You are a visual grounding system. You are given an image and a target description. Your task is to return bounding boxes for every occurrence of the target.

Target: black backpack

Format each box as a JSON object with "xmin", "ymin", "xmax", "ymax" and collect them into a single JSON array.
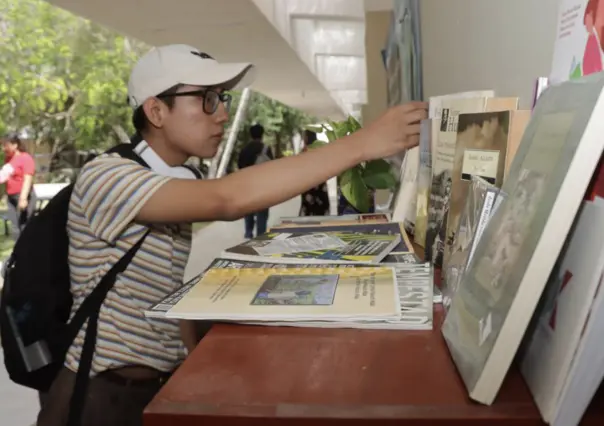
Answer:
[{"xmin": 0, "ymin": 143, "xmax": 156, "ymax": 425}]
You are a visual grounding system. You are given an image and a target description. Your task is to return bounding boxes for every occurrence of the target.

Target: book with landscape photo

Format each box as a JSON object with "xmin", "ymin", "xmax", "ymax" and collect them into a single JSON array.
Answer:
[
  {"xmin": 145, "ymin": 258, "xmax": 433, "ymax": 329},
  {"xmin": 251, "ymin": 262, "xmax": 433, "ymax": 330},
  {"xmin": 165, "ymin": 266, "xmax": 400, "ymax": 322}
]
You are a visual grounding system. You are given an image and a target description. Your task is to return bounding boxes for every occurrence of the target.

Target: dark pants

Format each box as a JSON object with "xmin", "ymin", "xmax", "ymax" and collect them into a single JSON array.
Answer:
[
  {"xmin": 6, "ymin": 191, "xmax": 37, "ymax": 241},
  {"xmin": 244, "ymin": 209, "xmax": 269, "ymax": 239},
  {"xmin": 37, "ymin": 367, "xmax": 165, "ymax": 426}
]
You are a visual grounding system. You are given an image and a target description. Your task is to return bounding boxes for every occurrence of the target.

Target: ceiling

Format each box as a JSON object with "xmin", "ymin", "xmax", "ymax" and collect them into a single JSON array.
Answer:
[{"xmin": 45, "ymin": 0, "xmax": 393, "ymax": 119}]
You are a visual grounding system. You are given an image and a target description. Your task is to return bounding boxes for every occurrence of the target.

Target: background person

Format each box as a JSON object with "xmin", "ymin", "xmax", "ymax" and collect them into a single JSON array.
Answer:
[
  {"xmin": 1, "ymin": 133, "xmax": 36, "ymax": 240},
  {"xmin": 237, "ymin": 124, "xmax": 273, "ymax": 238},
  {"xmin": 299, "ymin": 130, "xmax": 330, "ymax": 216}
]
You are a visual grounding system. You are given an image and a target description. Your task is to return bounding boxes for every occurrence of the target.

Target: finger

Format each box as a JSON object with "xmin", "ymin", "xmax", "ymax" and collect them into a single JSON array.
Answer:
[
  {"xmin": 398, "ymin": 101, "xmax": 428, "ymax": 112},
  {"xmin": 403, "ymin": 123, "xmax": 422, "ymax": 136},
  {"xmin": 402, "ymin": 109, "xmax": 428, "ymax": 125},
  {"xmin": 404, "ymin": 134, "xmax": 420, "ymax": 149}
]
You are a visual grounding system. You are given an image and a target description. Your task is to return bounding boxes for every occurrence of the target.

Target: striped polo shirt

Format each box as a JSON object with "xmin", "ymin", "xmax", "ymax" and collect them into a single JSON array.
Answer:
[{"xmin": 64, "ymin": 154, "xmax": 191, "ymax": 375}]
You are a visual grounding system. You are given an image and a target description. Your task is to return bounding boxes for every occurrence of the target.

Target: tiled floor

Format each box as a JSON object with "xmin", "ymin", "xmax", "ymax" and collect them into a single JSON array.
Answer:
[
  {"xmin": 0, "ymin": 351, "xmax": 39, "ymax": 426},
  {"xmin": 0, "ymin": 197, "xmax": 301, "ymax": 425}
]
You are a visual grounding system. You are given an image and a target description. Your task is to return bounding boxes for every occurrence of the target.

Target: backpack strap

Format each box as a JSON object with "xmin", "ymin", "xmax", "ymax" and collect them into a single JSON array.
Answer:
[
  {"xmin": 106, "ymin": 143, "xmax": 150, "ymax": 169},
  {"xmin": 66, "ymin": 229, "xmax": 150, "ymax": 426},
  {"xmin": 66, "ymin": 143, "xmax": 151, "ymax": 426},
  {"xmin": 183, "ymin": 164, "xmax": 204, "ymax": 179}
]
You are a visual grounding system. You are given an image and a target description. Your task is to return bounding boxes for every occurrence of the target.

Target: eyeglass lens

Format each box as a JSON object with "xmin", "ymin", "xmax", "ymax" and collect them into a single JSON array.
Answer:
[{"xmin": 204, "ymin": 91, "xmax": 231, "ymax": 114}]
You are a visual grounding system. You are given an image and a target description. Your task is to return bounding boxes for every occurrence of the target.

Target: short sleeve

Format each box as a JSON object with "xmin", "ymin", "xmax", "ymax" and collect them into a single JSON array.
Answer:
[
  {"xmin": 22, "ymin": 154, "xmax": 35, "ymax": 175},
  {"xmin": 74, "ymin": 155, "xmax": 171, "ymax": 243}
]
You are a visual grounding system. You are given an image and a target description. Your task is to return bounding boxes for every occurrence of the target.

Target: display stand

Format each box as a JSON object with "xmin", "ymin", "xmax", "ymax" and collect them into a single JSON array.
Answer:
[{"xmin": 143, "ymin": 247, "xmax": 604, "ymax": 426}]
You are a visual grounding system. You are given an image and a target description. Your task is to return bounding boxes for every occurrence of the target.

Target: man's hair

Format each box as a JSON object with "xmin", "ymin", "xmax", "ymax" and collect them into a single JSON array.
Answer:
[
  {"xmin": 3, "ymin": 132, "xmax": 27, "ymax": 153},
  {"xmin": 250, "ymin": 124, "xmax": 264, "ymax": 140},
  {"xmin": 132, "ymin": 84, "xmax": 183, "ymax": 134}
]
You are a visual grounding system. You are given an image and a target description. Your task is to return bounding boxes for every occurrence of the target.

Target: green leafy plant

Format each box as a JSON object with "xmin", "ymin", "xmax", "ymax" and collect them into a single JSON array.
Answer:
[{"xmin": 306, "ymin": 116, "xmax": 397, "ymax": 213}]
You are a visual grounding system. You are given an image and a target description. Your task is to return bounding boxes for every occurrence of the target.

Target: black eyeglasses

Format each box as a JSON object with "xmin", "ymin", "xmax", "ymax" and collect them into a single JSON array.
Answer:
[{"xmin": 157, "ymin": 88, "xmax": 232, "ymax": 115}]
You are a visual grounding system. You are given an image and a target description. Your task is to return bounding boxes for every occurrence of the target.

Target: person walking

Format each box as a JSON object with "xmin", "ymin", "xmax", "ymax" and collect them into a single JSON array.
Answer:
[
  {"xmin": 237, "ymin": 124, "xmax": 273, "ymax": 238},
  {"xmin": 0, "ymin": 133, "xmax": 36, "ymax": 241},
  {"xmin": 299, "ymin": 130, "xmax": 330, "ymax": 216}
]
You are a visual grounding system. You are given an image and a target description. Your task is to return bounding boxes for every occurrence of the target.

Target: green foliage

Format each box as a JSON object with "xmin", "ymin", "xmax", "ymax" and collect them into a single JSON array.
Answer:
[
  {"xmin": 0, "ymin": 0, "xmax": 314, "ymax": 171},
  {"xmin": 0, "ymin": 0, "xmax": 146, "ymax": 154},
  {"xmin": 309, "ymin": 117, "xmax": 397, "ymax": 212},
  {"xmin": 228, "ymin": 91, "xmax": 315, "ymax": 167}
]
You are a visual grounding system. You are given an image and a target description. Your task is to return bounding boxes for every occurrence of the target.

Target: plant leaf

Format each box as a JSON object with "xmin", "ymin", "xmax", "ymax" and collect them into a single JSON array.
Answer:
[
  {"xmin": 329, "ymin": 120, "xmax": 349, "ymax": 139},
  {"xmin": 305, "ymin": 125, "xmax": 324, "ymax": 133},
  {"xmin": 340, "ymin": 167, "xmax": 370, "ymax": 212},
  {"xmin": 362, "ymin": 160, "xmax": 397, "ymax": 189},
  {"xmin": 347, "ymin": 115, "xmax": 361, "ymax": 132}
]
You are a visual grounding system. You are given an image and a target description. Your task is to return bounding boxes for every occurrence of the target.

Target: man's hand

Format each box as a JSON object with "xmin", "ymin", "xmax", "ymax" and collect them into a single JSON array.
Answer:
[
  {"xmin": 354, "ymin": 101, "xmax": 428, "ymax": 161},
  {"xmin": 18, "ymin": 198, "xmax": 28, "ymax": 211}
]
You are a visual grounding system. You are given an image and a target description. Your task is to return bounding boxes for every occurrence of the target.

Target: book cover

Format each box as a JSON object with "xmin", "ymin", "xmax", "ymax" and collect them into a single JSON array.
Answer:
[
  {"xmin": 413, "ymin": 119, "xmax": 433, "ymax": 247},
  {"xmin": 250, "ymin": 262, "xmax": 433, "ymax": 330},
  {"xmin": 391, "ymin": 146, "xmax": 419, "ymax": 233},
  {"xmin": 221, "ymin": 231, "xmax": 400, "ymax": 265},
  {"xmin": 443, "ymin": 177, "xmax": 501, "ymax": 311},
  {"xmin": 267, "ymin": 222, "xmax": 413, "ymax": 254},
  {"xmin": 520, "ymin": 201, "xmax": 604, "ymax": 423},
  {"xmin": 442, "ymin": 72, "xmax": 604, "ymax": 405},
  {"xmin": 146, "ymin": 259, "xmax": 433, "ymax": 330},
  {"xmin": 165, "ymin": 267, "xmax": 400, "ymax": 321},
  {"xmin": 274, "ymin": 213, "xmax": 390, "ymax": 228},
  {"xmin": 443, "ymin": 111, "xmax": 511, "ymax": 269},
  {"xmin": 425, "ymin": 96, "xmax": 492, "ymax": 264}
]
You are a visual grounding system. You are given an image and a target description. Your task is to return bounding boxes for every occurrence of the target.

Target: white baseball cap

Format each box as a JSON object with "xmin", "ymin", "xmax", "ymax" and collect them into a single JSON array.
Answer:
[{"xmin": 127, "ymin": 44, "xmax": 256, "ymax": 108}]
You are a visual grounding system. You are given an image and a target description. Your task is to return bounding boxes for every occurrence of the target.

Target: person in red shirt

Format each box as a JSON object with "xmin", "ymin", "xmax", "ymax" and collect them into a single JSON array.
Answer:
[{"xmin": 1, "ymin": 134, "xmax": 36, "ymax": 240}]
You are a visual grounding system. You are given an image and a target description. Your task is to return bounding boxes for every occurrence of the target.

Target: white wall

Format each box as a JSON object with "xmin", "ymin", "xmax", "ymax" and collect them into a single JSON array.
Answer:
[{"xmin": 420, "ymin": 0, "xmax": 559, "ymax": 108}]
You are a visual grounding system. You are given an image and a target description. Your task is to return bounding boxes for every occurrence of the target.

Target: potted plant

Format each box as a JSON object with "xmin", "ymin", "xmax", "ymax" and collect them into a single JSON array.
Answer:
[{"xmin": 306, "ymin": 116, "xmax": 397, "ymax": 213}]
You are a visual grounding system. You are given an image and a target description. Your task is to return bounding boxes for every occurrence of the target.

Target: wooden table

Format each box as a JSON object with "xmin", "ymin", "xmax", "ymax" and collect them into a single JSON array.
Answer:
[{"xmin": 144, "ymin": 249, "xmax": 604, "ymax": 425}]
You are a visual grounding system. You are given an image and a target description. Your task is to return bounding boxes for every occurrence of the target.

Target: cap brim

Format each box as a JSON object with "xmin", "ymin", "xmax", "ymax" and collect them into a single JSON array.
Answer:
[{"xmin": 182, "ymin": 62, "xmax": 256, "ymax": 91}]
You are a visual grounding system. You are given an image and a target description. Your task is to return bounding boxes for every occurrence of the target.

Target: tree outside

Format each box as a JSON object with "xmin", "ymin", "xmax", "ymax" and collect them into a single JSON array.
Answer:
[{"xmin": 0, "ymin": 0, "xmax": 314, "ymax": 179}]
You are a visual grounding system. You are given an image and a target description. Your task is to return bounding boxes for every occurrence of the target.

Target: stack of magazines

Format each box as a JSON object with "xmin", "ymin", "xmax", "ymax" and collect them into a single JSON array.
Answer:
[{"xmin": 145, "ymin": 213, "xmax": 436, "ymax": 330}]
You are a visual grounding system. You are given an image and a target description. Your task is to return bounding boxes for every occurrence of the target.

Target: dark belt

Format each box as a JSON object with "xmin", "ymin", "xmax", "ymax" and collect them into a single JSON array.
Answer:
[{"xmin": 97, "ymin": 367, "xmax": 172, "ymax": 389}]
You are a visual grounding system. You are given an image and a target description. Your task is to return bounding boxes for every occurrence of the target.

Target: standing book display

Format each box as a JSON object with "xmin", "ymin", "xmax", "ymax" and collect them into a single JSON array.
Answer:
[{"xmin": 442, "ymin": 72, "xmax": 604, "ymax": 405}]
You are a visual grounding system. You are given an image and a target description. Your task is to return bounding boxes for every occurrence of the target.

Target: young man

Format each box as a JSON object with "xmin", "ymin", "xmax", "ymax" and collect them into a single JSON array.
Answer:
[
  {"xmin": 237, "ymin": 124, "xmax": 273, "ymax": 238},
  {"xmin": 37, "ymin": 44, "xmax": 427, "ymax": 426}
]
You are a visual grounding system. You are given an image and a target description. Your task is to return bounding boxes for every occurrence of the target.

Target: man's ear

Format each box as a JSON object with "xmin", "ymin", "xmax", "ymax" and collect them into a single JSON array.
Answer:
[{"xmin": 142, "ymin": 98, "xmax": 167, "ymax": 129}]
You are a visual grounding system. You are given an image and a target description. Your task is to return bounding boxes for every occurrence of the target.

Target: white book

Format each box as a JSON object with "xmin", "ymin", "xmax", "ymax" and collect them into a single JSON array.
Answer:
[
  {"xmin": 553, "ymin": 275, "xmax": 604, "ymax": 426},
  {"xmin": 521, "ymin": 201, "xmax": 604, "ymax": 424},
  {"xmin": 391, "ymin": 146, "xmax": 419, "ymax": 231},
  {"xmin": 441, "ymin": 72, "xmax": 604, "ymax": 405}
]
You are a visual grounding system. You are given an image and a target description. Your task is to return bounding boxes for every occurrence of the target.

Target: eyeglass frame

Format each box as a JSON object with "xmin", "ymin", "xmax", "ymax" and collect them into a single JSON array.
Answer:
[{"xmin": 156, "ymin": 88, "xmax": 232, "ymax": 115}]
